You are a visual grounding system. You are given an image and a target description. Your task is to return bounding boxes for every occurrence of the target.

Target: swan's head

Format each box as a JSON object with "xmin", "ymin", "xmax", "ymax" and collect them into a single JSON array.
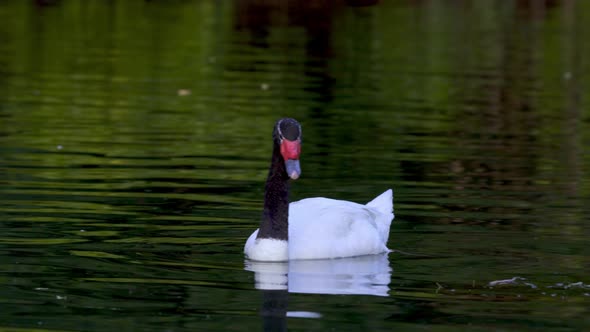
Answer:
[{"xmin": 275, "ymin": 118, "xmax": 301, "ymax": 180}]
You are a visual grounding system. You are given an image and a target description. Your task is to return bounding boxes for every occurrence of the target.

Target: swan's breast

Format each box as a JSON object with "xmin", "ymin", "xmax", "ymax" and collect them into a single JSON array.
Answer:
[{"xmin": 244, "ymin": 229, "xmax": 288, "ymax": 262}]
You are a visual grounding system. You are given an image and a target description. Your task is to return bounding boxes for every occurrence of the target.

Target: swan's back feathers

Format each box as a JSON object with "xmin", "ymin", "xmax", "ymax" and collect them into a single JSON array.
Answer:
[{"xmin": 286, "ymin": 189, "xmax": 395, "ymax": 260}]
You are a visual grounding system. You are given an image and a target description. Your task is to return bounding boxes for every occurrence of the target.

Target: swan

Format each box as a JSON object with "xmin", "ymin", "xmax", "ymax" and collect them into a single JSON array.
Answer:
[{"xmin": 244, "ymin": 118, "xmax": 394, "ymax": 261}]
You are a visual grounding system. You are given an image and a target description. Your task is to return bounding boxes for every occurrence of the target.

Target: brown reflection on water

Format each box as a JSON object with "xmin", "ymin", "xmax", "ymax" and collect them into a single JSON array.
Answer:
[
  {"xmin": 229, "ymin": 0, "xmax": 386, "ymax": 168},
  {"xmin": 395, "ymin": 1, "xmax": 587, "ymax": 228}
]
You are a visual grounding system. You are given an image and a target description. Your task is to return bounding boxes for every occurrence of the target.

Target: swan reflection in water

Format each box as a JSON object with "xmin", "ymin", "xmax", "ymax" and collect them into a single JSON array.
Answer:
[
  {"xmin": 245, "ymin": 253, "xmax": 392, "ymax": 329},
  {"xmin": 245, "ymin": 253, "xmax": 392, "ymax": 296}
]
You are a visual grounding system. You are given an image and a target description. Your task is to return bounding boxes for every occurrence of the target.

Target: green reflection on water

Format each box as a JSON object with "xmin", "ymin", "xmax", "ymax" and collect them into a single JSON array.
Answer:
[
  {"xmin": 1, "ymin": 0, "xmax": 590, "ymax": 331},
  {"xmin": 69, "ymin": 250, "xmax": 125, "ymax": 259}
]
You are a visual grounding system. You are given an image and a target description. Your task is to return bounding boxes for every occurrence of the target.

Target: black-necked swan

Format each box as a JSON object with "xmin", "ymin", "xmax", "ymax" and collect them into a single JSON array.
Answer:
[{"xmin": 244, "ymin": 118, "xmax": 394, "ymax": 261}]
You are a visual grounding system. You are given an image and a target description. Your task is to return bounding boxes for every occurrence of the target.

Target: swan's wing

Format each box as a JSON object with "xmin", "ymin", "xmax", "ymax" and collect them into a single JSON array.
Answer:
[{"xmin": 288, "ymin": 198, "xmax": 389, "ymax": 259}]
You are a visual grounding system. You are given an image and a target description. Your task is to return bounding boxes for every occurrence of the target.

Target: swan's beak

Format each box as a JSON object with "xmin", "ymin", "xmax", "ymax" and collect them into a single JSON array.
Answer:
[
  {"xmin": 281, "ymin": 139, "xmax": 301, "ymax": 180},
  {"xmin": 285, "ymin": 159, "xmax": 301, "ymax": 180}
]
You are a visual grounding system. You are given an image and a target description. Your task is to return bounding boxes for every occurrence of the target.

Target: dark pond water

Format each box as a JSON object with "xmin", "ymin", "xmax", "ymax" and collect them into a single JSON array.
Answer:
[{"xmin": 1, "ymin": 0, "xmax": 590, "ymax": 331}]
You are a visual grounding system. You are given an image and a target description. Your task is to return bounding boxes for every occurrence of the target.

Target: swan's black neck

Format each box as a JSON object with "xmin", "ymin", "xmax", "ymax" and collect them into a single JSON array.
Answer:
[{"xmin": 257, "ymin": 142, "xmax": 290, "ymax": 241}]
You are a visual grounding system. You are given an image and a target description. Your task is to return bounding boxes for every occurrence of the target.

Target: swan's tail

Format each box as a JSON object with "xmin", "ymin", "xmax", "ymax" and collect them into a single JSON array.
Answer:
[
  {"xmin": 366, "ymin": 189, "xmax": 394, "ymax": 215},
  {"xmin": 366, "ymin": 189, "xmax": 395, "ymax": 245}
]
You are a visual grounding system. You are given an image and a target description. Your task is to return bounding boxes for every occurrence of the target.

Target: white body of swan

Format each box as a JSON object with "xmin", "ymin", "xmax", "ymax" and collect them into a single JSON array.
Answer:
[{"xmin": 245, "ymin": 189, "xmax": 394, "ymax": 261}]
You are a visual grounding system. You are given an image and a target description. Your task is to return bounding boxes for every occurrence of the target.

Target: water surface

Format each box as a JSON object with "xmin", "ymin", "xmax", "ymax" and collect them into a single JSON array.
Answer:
[{"xmin": 1, "ymin": 1, "xmax": 590, "ymax": 331}]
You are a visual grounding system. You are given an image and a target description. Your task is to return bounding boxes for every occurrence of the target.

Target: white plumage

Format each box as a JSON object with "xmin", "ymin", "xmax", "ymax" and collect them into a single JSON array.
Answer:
[{"xmin": 245, "ymin": 189, "xmax": 394, "ymax": 261}]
